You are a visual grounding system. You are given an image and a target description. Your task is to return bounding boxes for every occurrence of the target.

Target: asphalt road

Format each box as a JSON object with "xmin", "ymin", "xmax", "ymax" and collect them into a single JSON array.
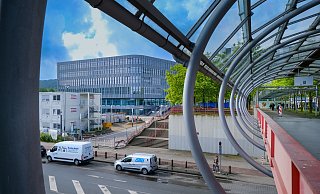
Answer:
[
  {"xmin": 42, "ymin": 160, "xmax": 276, "ymax": 194},
  {"xmin": 43, "ymin": 161, "xmax": 211, "ymax": 194}
]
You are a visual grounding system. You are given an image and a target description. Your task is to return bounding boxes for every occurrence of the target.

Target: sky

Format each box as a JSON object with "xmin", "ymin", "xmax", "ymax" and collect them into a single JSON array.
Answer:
[{"xmin": 40, "ymin": 0, "xmax": 304, "ymax": 80}]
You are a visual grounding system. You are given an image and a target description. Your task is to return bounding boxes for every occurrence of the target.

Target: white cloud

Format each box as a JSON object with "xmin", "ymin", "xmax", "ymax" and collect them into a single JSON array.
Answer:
[
  {"xmin": 62, "ymin": 7, "xmax": 118, "ymax": 60},
  {"xmin": 182, "ymin": 0, "xmax": 211, "ymax": 21}
]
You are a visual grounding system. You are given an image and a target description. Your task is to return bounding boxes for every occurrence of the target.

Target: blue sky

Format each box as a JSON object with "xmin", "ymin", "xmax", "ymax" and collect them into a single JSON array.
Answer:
[{"xmin": 40, "ymin": 0, "xmax": 300, "ymax": 80}]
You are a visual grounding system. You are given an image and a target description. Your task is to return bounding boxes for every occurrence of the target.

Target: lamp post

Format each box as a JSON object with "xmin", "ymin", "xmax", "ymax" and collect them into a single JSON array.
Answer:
[
  {"xmin": 131, "ymin": 108, "xmax": 134, "ymax": 127},
  {"xmin": 63, "ymin": 85, "xmax": 69, "ymax": 140},
  {"xmin": 110, "ymin": 105, "xmax": 113, "ymax": 123}
]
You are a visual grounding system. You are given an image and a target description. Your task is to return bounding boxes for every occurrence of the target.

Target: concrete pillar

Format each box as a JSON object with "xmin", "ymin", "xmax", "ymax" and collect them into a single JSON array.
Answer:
[{"xmin": 0, "ymin": 0, "xmax": 47, "ymax": 193}]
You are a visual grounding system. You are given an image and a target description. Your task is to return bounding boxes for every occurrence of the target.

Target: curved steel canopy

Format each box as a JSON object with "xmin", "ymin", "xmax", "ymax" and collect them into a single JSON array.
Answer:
[{"xmin": 85, "ymin": 0, "xmax": 320, "ymax": 192}]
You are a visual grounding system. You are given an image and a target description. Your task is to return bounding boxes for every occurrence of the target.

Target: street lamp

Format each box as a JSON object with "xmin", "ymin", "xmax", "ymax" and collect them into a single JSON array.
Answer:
[
  {"xmin": 63, "ymin": 85, "xmax": 70, "ymax": 140},
  {"xmin": 110, "ymin": 105, "xmax": 113, "ymax": 123},
  {"xmin": 131, "ymin": 108, "xmax": 134, "ymax": 127}
]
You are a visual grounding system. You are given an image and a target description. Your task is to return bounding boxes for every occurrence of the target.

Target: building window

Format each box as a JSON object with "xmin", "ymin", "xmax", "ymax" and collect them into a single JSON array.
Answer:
[
  {"xmin": 53, "ymin": 123, "xmax": 61, "ymax": 129},
  {"xmin": 42, "ymin": 109, "xmax": 50, "ymax": 115},
  {"xmin": 53, "ymin": 109, "xmax": 61, "ymax": 115},
  {"xmin": 42, "ymin": 122, "xmax": 50, "ymax": 128},
  {"xmin": 41, "ymin": 95, "xmax": 50, "ymax": 102},
  {"xmin": 53, "ymin": 95, "xmax": 61, "ymax": 101}
]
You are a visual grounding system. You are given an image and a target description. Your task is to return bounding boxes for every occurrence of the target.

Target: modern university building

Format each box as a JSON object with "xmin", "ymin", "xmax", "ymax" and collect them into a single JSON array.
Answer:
[{"xmin": 57, "ymin": 55, "xmax": 176, "ymax": 115}]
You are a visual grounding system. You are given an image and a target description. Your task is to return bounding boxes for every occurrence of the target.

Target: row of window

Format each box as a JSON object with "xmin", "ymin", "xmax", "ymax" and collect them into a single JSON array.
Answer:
[
  {"xmin": 59, "ymin": 67, "xmax": 167, "ymax": 79},
  {"xmin": 41, "ymin": 122, "xmax": 61, "ymax": 129},
  {"xmin": 58, "ymin": 57, "xmax": 173, "ymax": 71},
  {"xmin": 59, "ymin": 76, "xmax": 162, "ymax": 87},
  {"xmin": 102, "ymin": 98, "xmax": 168, "ymax": 106},
  {"xmin": 41, "ymin": 95, "xmax": 61, "ymax": 101},
  {"xmin": 60, "ymin": 87, "xmax": 165, "ymax": 96},
  {"xmin": 42, "ymin": 108, "xmax": 61, "ymax": 115},
  {"xmin": 42, "ymin": 122, "xmax": 78, "ymax": 130}
]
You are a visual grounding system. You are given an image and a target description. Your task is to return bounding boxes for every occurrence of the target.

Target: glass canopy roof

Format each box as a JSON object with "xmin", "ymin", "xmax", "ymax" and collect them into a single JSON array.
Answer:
[{"xmin": 89, "ymin": 0, "xmax": 320, "ymax": 93}]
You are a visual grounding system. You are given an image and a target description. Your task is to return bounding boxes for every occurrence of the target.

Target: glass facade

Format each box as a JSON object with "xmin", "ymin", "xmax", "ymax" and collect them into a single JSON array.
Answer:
[{"xmin": 57, "ymin": 55, "xmax": 175, "ymax": 115}]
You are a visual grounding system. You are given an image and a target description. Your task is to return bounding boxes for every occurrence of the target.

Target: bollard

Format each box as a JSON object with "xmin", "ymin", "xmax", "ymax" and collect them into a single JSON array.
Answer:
[
  {"xmin": 171, "ymin": 160, "xmax": 173, "ymax": 169},
  {"xmin": 116, "ymin": 153, "xmax": 118, "ymax": 160},
  {"xmin": 228, "ymin": 166, "xmax": 231, "ymax": 174},
  {"xmin": 159, "ymin": 158, "xmax": 161, "ymax": 165},
  {"xmin": 95, "ymin": 151, "xmax": 97, "ymax": 157},
  {"xmin": 105, "ymin": 152, "xmax": 107, "ymax": 158},
  {"xmin": 185, "ymin": 161, "xmax": 188, "ymax": 169},
  {"xmin": 125, "ymin": 154, "xmax": 126, "ymax": 157}
]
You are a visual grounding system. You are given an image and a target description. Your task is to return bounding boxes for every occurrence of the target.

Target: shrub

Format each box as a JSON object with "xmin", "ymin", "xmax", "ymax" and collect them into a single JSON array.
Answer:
[
  {"xmin": 40, "ymin": 132, "xmax": 53, "ymax": 142},
  {"xmin": 40, "ymin": 133, "xmax": 63, "ymax": 142}
]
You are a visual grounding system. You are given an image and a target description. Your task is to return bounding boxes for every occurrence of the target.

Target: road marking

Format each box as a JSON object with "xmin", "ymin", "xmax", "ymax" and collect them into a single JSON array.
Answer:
[
  {"xmin": 49, "ymin": 176, "xmax": 58, "ymax": 192},
  {"xmin": 98, "ymin": 185, "xmax": 112, "ymax": 194},
  {"xmin": 128, "ymin": 190, "xmax": 138, "ymax": 194},
  {"xmin": 78, "ymin": 167, "xmax": 94, "ymax": 170},
  {"xmin": 113, "ymin": 179, "xmax": 127, "ymax": 183},
  {"xmin": 72, "ymin": 180, "xmax": 85, "ymax": 194},
  {"xmin": 88, "ymin": 174, "xmax": 102, "ymax": 178}
]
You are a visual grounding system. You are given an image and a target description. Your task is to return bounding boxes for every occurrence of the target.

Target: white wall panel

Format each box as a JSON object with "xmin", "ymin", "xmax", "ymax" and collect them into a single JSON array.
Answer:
[{"xmin": 169, "ymin": 115, "xmax": 264, "ymax": 157}]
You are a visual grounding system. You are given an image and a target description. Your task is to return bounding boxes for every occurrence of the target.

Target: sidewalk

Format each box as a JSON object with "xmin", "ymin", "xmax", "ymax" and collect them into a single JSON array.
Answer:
[{"xmin": 41, "ymin": 142, "xmax": 275, "ymax": 186}]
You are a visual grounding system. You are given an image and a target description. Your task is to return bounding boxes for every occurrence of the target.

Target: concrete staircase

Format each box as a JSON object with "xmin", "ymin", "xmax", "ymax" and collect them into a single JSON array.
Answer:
[{"xmin": 128, "ymin": 119, "xmax": 168, "ymax": 148}]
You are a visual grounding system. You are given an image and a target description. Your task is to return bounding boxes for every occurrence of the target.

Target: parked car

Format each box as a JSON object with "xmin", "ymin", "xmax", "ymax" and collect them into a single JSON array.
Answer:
[
  {"xmin": 114, "ymin": 153, "xmax": 158, "ymax": 175},
  {"xmin": 40, "ymin": 145, "xmax": 47, "ymax": 158}
]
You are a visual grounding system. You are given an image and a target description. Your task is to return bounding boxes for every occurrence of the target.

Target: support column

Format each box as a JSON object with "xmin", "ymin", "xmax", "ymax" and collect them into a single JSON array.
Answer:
[{"xmin": 0, "ymin": 0, "xmax": 47, "ymax": 193}]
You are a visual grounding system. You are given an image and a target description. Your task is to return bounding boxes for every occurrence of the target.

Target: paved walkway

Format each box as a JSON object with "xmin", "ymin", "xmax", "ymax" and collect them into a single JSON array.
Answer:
[{"xmin": 262, "ymin": 109, "xmax": 320, "ymax": 160}]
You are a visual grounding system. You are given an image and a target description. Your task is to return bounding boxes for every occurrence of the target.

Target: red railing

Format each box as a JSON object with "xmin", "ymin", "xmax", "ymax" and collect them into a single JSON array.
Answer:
[{"xmin": 257, "ymin": 108, "xmax": 320, "ymax": 194}]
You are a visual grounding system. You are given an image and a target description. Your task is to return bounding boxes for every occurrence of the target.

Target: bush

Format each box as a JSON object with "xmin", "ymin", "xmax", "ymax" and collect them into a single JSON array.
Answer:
[
  {"xmin": 40, "ymin": 132, "xmax": 53, "ymax": 142},
  {"xmin": 40, "ymin": 133, "xmax": 63, "ymax": 142}
]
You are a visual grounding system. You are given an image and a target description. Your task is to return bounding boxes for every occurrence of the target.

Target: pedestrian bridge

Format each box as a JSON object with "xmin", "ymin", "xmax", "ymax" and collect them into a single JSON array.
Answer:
[{"xmin": 258, "ymin": 108, "xmax": 320, "ymax": 194}]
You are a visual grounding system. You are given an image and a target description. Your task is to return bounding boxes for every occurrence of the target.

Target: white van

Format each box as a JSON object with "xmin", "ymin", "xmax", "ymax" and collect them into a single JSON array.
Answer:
[
  {"xmin": 47, "ymin": 141, "xmax": 94, "ymax": 165},
  {"xmin": 114, "ymin": 153, "xmax": 158, "ymax": 175}
]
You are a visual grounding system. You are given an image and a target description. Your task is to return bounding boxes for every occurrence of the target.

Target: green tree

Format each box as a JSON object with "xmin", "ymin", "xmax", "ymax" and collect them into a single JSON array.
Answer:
[
  {"xmin": 40, "ymin": 88, "xmax": 56, "ymax": 92},
  {"xmin": 194, "ymin": 72, "xmax": 220, "ymax": 103},
  {"xmin": 165, "ymin": 64, "xmax": 186, "ymax": 105},
  {"xmin": 165, "ymin": 64, "xmax": 220, "ymax": 105},
  {"xmin": 266, "ymin": 77, "xmax": 294, "ymax": 86}
]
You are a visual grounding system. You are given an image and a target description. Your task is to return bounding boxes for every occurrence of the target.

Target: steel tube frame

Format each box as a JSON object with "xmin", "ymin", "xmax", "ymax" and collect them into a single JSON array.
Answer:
[
  {"xmin": 237, "ymin": 90, "xmax": 258, "ymax": 129},
  {"xmin": 230, "ymin": 90, "xmax": 262, "ymax": 136},
  {"xmin": 183, "ymin": 1, "xmax": 237, "ymax": 192},
  {"xmin": 229, "ymin": 89, "xmax": 265, "ymax": 150},
  {"xmin": 218, "ymin": 0, "xmax": 320, "ymax": 177},
  {"xmin": 238, "ymin": 94, "xmax": 257, "ymax": 131},
  {"xmin": 237, "ymin": 34, "xmax": 320, "ymax": 89},
  {"xmin": 237, "ymin": 44, "xmax": 320, "ymax": 88},
  {"xmin": 236, "ymin": 42, "xmax": 318, "ymax": 144},
  {"xmin": 233, "ymin": 90, "xmax": 262, "ymax": 136}
]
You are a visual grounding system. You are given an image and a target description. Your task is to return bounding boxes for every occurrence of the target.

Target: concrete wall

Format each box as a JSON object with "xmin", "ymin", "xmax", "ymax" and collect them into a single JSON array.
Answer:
[{"xmin": 169, "ymin": 115, "xmax": 264, "ymax": 157}]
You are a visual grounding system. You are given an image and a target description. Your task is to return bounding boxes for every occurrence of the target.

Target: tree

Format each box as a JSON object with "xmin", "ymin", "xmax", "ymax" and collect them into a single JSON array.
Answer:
[
  {"xmin": 40, "ymin": 88, "xmax": 56, "ymax": 92},
  {"xmin": 194, "ymin": 72, "xmax": 220, "ymax": 103},
  {"xmin": 266, "ymin": 77, "xmax": 294, "ymax": 87},
  {"xmin": 165, "ymin": 64, "xmax": 220, "ymax": 105},
  {"xmin": 165, "ymin": 64, "xmax": 186, "ymax": 105}
]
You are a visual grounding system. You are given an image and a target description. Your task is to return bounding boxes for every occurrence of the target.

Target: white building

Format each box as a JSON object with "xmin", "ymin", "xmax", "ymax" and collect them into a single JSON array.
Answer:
[{"xmin": 39, "ymin": 92, "xmax": 101, "ymax": 134}]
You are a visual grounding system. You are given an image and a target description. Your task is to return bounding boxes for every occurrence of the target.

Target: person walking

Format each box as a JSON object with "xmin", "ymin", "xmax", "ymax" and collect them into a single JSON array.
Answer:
[{"xmin": 213, "ymin": 155, "xmax": 219, "ymax": 172}]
